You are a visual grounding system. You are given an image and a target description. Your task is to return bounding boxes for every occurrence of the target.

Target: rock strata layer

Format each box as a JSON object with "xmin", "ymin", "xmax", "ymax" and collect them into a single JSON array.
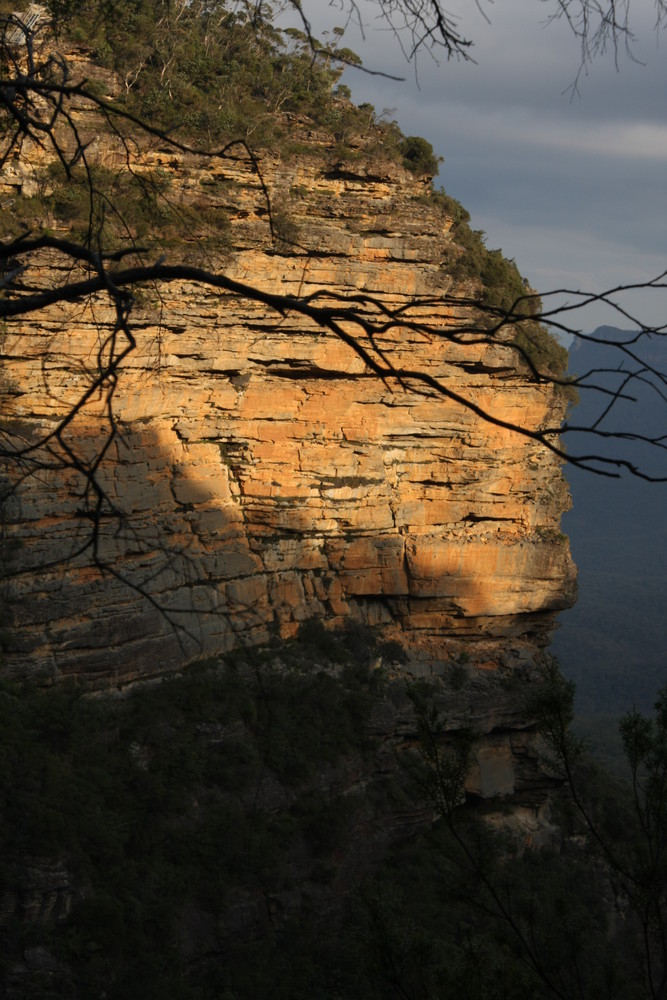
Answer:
[{"xmin": 0, "ymin": 84, "xmax": 575, "ymax": 684}]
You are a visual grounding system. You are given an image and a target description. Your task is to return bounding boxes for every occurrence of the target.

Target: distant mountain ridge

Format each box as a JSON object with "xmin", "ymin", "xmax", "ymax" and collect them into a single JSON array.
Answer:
[
  {"xmin": 552, "ymin": 327, "xmax": 667, "ymax": 730},
  {"xmin": 566, "ymin": 324, "xmax": 666, "ymax": 478}
]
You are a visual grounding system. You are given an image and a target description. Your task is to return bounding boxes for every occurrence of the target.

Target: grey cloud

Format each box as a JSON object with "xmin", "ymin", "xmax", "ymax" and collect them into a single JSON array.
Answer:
[{"xmin": 303, "ymin": 0, "xmax": 666, "ymax": 330}]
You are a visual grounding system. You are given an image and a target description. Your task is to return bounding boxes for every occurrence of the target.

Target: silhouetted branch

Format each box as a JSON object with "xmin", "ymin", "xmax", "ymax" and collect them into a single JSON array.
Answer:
[{"xmin": 3, "ymin": 241, "xmax": 666, "ymax": 478}]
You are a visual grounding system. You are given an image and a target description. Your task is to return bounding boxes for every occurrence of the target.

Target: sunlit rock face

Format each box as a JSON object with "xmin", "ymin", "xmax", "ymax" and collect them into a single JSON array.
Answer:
[{"xmin": 0, "ymin": 96, "xmax": 575, "ymax": 684}]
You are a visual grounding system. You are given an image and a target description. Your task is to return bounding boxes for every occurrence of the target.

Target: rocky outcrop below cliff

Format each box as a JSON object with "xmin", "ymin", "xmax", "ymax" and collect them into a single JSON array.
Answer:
[{"xmin": 1, "ymin": 100, "xmax": 575, "ymax": 683}]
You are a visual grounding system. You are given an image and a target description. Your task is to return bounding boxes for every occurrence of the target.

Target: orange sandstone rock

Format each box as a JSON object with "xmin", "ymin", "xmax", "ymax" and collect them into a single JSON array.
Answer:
[{"xmin": 1, "ymin": 112, "xmax": 575, "ymax": 686}]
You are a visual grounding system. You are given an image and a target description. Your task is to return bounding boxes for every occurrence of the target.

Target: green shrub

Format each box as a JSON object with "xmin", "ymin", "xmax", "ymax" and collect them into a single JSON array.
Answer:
[
  {"xmin": 513, "ymin": 324, "xmax": 570, "ymax": 378},
  {"xmin": 378, "ymin": 638, "xmax": 405, "ymax": 662},
  {"xmin": 297, "ymin": 616, "xmax": 346, "ymax": 660},
  {"xmin": 399, "ymin": 135, "xmax": 441, "ymax": 176},
  {"xmin": 271, "ymin": 205, "xmax": 300, "ymax": 248},
  {"xmin": 427, "ymin": 188, "xmax": 471, "ymax": 223},
  {"xmin": 426, "ymin": 188, "xmax": 571, "ymax": 383}
]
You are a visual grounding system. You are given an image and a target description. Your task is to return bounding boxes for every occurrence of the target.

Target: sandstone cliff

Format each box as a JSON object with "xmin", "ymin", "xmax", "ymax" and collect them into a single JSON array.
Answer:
[
  {"xmin": 0, "ymin": 78, "xmax": 575, "ymax": 685},
  {"xmin": 0, "ymin": 35, "xmax": 582, "ymax": 996}
]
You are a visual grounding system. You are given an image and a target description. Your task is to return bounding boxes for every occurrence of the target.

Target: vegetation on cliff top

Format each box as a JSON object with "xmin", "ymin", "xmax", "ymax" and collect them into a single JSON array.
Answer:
[{"xmin": 63, "ymin": 0, "xmax": 363, "ymax": 146}]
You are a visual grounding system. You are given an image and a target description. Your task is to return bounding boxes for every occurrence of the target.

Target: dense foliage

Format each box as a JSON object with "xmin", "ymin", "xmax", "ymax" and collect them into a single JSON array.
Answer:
[
  {"xmin": 399, "ymin": 135, "xmax": 441, "ymax": 177},
  {"xmin": 47, "ymin": 0, "xmax": 366, "ymax": 147},
  {"xmin": 0, "ymin": 623, "xmax": 386, "ymax": 998},
  {"xmin": 3, "ymin": 634, "xmax": 667, "ymax": 998}
]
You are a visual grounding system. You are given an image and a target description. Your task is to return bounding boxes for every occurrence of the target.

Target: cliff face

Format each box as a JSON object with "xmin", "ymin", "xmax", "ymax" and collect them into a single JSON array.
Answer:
[
  {"xmin": 0, "ymin": 86, "xmax": 575, "ymax": 684},
  {"xmin": 0, "ymin": 44, "xmax": 579, "ymax": 993}
]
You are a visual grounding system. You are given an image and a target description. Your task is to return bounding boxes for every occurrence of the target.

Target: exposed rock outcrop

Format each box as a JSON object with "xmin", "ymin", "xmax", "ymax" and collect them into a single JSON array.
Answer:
[
  {"xmin": 0, "ymin": 61, "xmax": 575, "ymax": 685},
  {"xmin": 0, "ymin": 33, "xmax": 574, "ymax": 684}
]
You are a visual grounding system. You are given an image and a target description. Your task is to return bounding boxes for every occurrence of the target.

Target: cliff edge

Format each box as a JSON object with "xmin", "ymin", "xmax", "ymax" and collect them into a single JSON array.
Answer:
[{"xmin": 0, "ymin": 49, "xmax": 575, "ymax": 685}]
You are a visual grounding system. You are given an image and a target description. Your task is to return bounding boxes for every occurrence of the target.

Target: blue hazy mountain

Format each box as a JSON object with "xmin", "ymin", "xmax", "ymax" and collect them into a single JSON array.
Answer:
[{"xmin": 551, "ymin": 327, "xmax": 667, "ymax": 742}]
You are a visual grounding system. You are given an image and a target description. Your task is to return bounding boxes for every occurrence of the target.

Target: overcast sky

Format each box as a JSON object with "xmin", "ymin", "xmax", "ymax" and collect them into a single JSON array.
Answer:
[{"xmin": 293, "ymin": 0, "xmax": 667, "ymax": 334}]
